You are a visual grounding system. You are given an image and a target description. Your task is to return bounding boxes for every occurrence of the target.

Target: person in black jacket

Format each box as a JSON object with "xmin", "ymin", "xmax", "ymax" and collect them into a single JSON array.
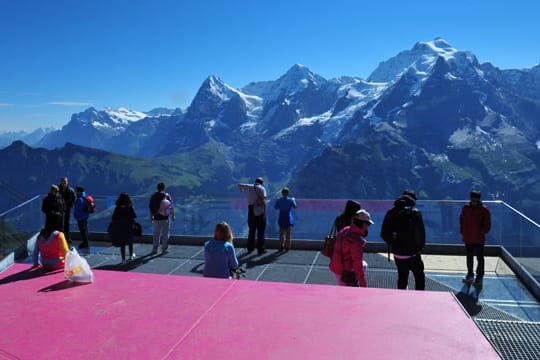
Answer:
[
  {"xmin": 109, "ymin": 192, "xmax": 137, "ymax": 265},
  {"xmin": 334, "ymin": 200, "xmax": 361, "ymax": 231},
  {"xmin": 380, "ymin": 190, "xmax": 426, "ymax": 290},
  {"xmin": 41, "ymin": 184, "xmax": 66, "ymax": 233},
  {"xmin": 58, "ymin": 177, "xmax": 77, "ymax": 244}
]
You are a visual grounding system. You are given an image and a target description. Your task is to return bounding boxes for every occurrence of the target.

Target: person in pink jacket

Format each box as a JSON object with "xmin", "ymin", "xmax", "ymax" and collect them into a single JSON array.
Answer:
[{"xmin": 329, "ymin": 209, "xmax": 373, "ymax": 287}]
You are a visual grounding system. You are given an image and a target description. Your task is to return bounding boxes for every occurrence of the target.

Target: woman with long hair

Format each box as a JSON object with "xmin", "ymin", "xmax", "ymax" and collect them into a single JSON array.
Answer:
[
  {"xmin": 109, "ymin": 192, "xmax": 137, "ymax": 264},
  {"xmin": 203, "ymin": 221, "xmax": 239, "ymax": 279}
]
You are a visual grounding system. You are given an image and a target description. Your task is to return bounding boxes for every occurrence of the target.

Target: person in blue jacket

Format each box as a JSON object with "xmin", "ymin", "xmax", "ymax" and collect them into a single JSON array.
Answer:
[
  {"xmin": 274, "ymin": 187, "xmax": 297, "ymax": 251},
  {"xmin": 203, "ymin": 221, "xmax": 239, "ymax": 279},
  {"xmin": 74, "ymin": 185, "xmax": 90, "ymax": 249}
]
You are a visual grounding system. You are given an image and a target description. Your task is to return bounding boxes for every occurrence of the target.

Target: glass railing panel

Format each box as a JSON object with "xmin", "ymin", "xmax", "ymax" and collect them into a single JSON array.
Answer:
[
  {"xmin": 3, "ymin": 194, "xmax": 538, "ymax": 281},
  {"xmin": 495, "ymin": 202, "xmax": 540, "ymax": 281},
  {"xmin": 76, "ymin": 197, "xmax": 503, "ymax": 244},
  {"xmin": 0, "ymin": 195, "xmax": 43, "ymax": 259}
]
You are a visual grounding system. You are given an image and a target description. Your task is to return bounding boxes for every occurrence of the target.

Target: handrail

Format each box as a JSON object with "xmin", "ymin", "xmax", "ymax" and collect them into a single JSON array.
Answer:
[
  {"xmin": 2, "ymin": 196, "xmax": 540, "ymax": 256},
  {"xmin": 0, "ymin": 195, "xmax": 40, "ymax": 217},
  {"xmin": 500, "ymin": 201, "xmax": 540, "ymax": 230}
]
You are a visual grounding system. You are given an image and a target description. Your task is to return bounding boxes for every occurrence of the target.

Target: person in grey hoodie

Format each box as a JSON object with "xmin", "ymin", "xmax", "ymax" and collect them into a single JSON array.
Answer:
[{"xmin": 203, "ymin": 221, "xmax": 239, "ymax": 279}]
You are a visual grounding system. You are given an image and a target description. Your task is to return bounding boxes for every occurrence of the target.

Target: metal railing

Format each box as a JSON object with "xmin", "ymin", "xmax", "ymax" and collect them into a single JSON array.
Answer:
[
  {"xmin": 0, "ymin": 195, "xmax": 42, "ymax": 260},
  {"xmin": 2, "ymin": 195, "xmax": 540, "ymax": 271}
]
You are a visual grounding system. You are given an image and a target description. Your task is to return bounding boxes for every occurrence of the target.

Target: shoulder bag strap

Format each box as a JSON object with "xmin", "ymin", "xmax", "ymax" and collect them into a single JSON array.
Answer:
[{"xmin": 339, "ymin": 229, "xmax": 348, "ymax": 269}]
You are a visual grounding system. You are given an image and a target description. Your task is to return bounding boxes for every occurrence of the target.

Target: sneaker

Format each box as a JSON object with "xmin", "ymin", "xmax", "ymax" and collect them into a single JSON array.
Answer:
[
  {"xmin": 150, "ymin": 249, "xmax": 158, "ymax": 255},
  {"xmin": 129, "ymin": 254, "xmax": 136, "ymax": 261},
  {"xmin": 474, "ymin": 277, "xmax": 483, "ymax": 285},
  {"xmin": 463, "ymin": 274, "xmax": 474, "ymax": 283},
  {"xmin": 120, "ymin": 260, "xmax": 127, "ymax": 265},
  {"xmin": 161, "ymin": 250, "xmax": 169, "ymax": 255},
  {"xmin": 257, "ymin": 249, "xmax": 267, "ymax": 255}
]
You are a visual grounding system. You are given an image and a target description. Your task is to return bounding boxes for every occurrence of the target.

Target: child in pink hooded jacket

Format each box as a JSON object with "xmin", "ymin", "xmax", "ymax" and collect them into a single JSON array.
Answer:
[{"xmin": 329, "ymin": 209, "xmax": 373, "ymax": 287}]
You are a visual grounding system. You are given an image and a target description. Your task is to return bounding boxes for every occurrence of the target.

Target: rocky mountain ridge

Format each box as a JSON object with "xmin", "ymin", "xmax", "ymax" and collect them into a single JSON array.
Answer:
[{"xmin": 3, "ymin": 38, "xmax": 540, "ymax": 214}]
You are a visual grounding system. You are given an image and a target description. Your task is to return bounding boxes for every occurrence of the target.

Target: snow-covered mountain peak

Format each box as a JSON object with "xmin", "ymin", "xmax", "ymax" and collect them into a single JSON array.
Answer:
[
  {"xmin": 103, "ymin": 107, "xmax": 148, "ymax": 124},
  {"xmin": 200, "ymin": 75, "xmax": 239, "ymax": 102},
  {"xmin": 284, "ymin": 64, "xmax": 313, "ymax": 79},
  {"xmin": 368, "ymin": 38, "xmax": 480, "ymax": 83},
  {"xmin": 411, "ymin": 38, "xmax": 457, "ymax": 60},
  {"xmin": 278, "ymin": 64, "xmax": 325, "ymax": 88},
  {"xmin": 70, "ymin": 107, "xmax": 148, "ymax": 133}
]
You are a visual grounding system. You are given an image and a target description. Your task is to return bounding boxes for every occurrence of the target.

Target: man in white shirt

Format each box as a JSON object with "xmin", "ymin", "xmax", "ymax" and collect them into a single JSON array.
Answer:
[
  {"xmin": 238, "ymin": 177, "xmax": 267, "ymax": 255},
  {"xmin": 148, "ymin": 182, "xmax": 176, "ymax": 254}
]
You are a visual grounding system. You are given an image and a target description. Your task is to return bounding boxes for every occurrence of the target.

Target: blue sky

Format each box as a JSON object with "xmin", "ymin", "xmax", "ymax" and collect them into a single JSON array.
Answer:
[{"xmin": 1, "ymin": 0, "xmax": 538, "ymax": 131}]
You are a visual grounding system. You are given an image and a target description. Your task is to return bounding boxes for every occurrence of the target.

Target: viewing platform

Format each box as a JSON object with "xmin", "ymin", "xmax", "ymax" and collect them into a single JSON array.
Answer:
[{"xmin": 2, "ymin": 196, "xmax": 540, "ymax": 358}]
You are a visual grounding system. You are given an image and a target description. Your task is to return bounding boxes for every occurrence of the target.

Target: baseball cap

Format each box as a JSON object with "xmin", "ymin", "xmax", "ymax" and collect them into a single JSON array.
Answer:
[{"xmin": 354, "ymin": 209, "xmax": 374, "ymax": 224}]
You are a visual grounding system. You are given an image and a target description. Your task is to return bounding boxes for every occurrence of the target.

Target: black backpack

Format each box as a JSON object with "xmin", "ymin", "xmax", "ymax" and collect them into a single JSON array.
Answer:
[
  {"xmin": 149, "ymin": 191, "xmax": 166, "ymax": 215},
  {"xmin": 391, "ymin": 208, "xmax": 425, "ymax": 255}
]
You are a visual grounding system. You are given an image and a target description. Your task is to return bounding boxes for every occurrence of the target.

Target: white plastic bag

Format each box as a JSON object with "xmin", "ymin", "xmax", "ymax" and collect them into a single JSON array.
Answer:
[{"xmin": 64, "ymin": 248, "xmax": 94, "ymax": 283}]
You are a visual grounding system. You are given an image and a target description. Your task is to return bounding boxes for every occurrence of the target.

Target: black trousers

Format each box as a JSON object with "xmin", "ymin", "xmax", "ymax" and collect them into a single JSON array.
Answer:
[
  {"xmin": 77, "ymin": 219, "xmax": 89, "ymax": 245},
  {"xmin": 63, "ymin": 208, "xmax": 72, "ymax": 243},
  {"xmin": 247, "ymin": 205, "xmax": 266, "ymax": 252},
  {"xmin": 465, "ymin": 243, "xmax": 485, "ymax": 279},
  {"xmin": 394, "ymin": 255, "xmax": 425, "ymax": 290}
]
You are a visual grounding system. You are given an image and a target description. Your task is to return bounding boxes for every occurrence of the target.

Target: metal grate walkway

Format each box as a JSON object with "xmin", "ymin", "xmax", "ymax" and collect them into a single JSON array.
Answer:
[{"xmin": 476, "ymin": 320, "xmax": 540, "ymax": 360}]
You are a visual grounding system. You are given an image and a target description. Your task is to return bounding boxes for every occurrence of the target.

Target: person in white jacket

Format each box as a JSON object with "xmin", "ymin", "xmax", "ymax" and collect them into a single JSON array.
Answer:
[{"xmin": 238, "ymin": 177, "xmax": 267, "ymax": 255}]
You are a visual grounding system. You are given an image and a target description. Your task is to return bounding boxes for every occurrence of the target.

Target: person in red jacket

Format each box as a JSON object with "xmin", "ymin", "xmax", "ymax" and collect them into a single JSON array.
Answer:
[
  {"xmin": 460, "ymin": 190, "xmax": 491, "ymax": 285},
  {"xmin": 329, "ymin": 209, "xmax": 373, "ymax": 287}
]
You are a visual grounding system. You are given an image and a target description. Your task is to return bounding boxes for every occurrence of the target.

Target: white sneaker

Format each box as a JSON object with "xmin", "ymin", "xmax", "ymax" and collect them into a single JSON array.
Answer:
[{"xmin": 129, "ymin": 254, "xmax": 136, "ymax": 261}]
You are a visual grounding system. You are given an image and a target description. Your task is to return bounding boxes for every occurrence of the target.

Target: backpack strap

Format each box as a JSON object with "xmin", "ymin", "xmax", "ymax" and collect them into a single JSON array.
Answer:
[{"xmin": 254, "ymin": 185, "xmax": 264, "ymax": 201}]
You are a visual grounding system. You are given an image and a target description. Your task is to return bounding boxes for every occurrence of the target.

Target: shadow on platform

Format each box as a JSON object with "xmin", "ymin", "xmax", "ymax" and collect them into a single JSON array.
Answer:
[
  {"xmin": 455, "ymin": 291, "xmax": 483, "ymax": 316},
  {"xmin": 38, "ymin": 279, "xmax": 90, "ymax": 292},
  {"xmin": 0, "ymin": 267, "xmax": 62, "ymax": 285}
]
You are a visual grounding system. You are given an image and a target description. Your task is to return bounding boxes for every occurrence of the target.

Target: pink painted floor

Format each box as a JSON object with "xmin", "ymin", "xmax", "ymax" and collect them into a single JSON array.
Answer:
[{"xmin": 0, "ymin": 263, "xmax": 499, "ymax": 359}]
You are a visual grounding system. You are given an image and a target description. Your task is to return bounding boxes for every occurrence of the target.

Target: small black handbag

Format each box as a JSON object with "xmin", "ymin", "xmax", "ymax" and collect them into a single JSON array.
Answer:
[
  {"xmin": 132, "ymin": 221, "xmax": 142, "ymax": 237},
  {"xmin": 341, "ymin": 270, "xmax": 358, "ymax": 286}
]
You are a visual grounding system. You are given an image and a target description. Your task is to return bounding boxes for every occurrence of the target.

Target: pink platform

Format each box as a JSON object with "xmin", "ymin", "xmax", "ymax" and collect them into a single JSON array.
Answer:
[{"xmin": 0, "ymin": 264, "xmax": 499, "ymax": 359}]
